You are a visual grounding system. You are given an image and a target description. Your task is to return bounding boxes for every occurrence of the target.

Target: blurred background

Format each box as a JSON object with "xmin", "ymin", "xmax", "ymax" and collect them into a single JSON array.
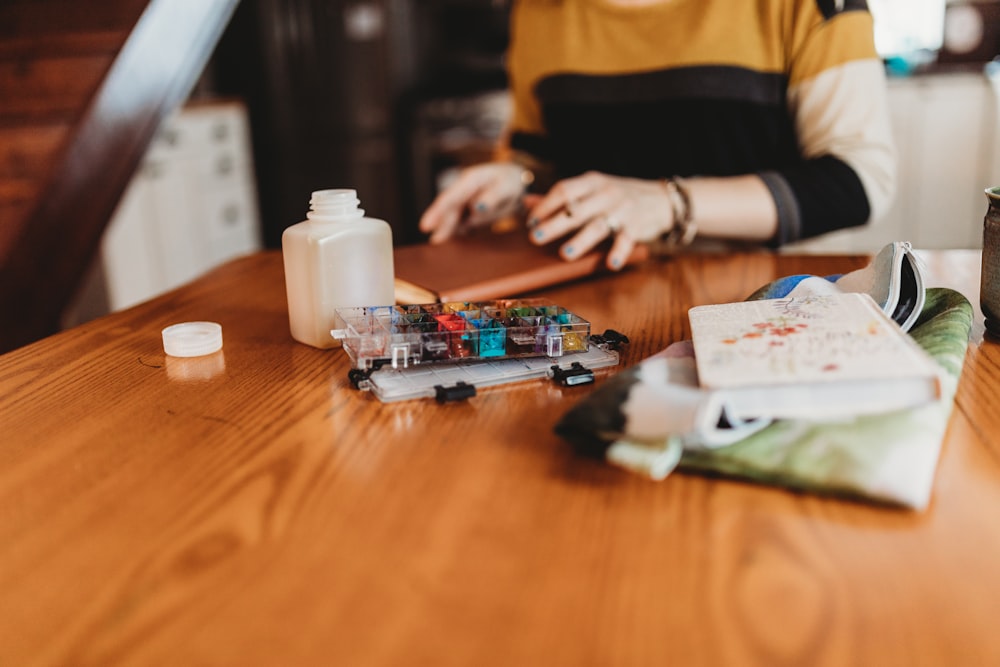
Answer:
[
  {"xmin": 74, "ymin": 0, "xmax": 520, "ymax": 323},
  {"xmin": 203, "ymin": 0, "xmax": 515, "ymax": 250},
  {"xmin": 4, "ymin": 0, "xmax": 1000, "ymax": 335}
]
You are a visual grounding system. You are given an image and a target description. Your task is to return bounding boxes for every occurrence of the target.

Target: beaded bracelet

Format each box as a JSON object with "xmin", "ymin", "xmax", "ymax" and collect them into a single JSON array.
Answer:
[{"xmin": 661, "ymin": 177, "xmax": 697, "ymax": 249}]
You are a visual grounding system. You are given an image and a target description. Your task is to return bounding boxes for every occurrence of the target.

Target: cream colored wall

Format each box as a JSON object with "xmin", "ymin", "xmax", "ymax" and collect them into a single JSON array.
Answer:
[{"xmin": 788, "ymin": 71, "xmax": 1000, "ymax": 253}]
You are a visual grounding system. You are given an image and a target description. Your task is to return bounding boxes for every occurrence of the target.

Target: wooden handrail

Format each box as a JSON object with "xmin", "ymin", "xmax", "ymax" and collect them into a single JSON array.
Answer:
[{"xmin": 0, "ymin": 0, "xmax": 239, "ymax": 353}]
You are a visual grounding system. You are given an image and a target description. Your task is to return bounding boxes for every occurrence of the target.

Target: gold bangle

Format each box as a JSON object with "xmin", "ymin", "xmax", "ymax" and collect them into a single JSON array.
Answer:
[{"xmin": 661, "ymin": 177, "xmax": 697, "ymax": 249}]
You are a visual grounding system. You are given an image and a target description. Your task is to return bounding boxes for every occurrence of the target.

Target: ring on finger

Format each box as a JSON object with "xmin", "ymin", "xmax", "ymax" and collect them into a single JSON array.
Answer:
[
  {"xmin": 565, "ymin": 198, "xmax": 578, "ymax": 218},
  {"xmin": 604, "ymin": 214, "xmax": 622, "ymax": 234}
]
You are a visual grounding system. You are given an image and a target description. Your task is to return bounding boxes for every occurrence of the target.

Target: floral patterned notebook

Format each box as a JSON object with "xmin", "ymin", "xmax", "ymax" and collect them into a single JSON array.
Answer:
[{"xmin": 687, "ymin": 292, "xmax": 942, "ymax": 421}]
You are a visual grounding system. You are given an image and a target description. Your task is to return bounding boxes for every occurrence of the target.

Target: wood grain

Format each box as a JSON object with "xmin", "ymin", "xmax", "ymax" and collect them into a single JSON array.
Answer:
[{"xmin": 0, "ymin": 250, "xmax": 997, "ymax": 667}]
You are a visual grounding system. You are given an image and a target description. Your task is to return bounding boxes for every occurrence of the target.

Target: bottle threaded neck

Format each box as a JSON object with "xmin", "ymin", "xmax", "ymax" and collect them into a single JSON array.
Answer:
[{"xmin": 307, "ymin": 189, "xmax": 365, "ymax": 220}]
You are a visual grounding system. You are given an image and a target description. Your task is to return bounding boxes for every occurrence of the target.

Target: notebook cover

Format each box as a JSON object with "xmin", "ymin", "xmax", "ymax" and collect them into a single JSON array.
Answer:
[
  {"xmin": 393, "ymin": 227, "xmax": 650, "ymax": 304},
  {"xmin": 687, "ymin": 292, "xmax": 940, "ymax": 391}
]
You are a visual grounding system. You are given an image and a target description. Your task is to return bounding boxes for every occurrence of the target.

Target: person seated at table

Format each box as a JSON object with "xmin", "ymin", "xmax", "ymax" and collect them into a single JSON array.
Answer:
[{"xmin": 418, "ymin": 0, "xmax": 896, "ymax": 270}]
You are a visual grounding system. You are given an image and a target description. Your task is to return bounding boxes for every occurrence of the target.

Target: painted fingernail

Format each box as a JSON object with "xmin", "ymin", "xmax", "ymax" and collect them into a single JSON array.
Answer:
[
  {"xmin": 564, "ymin": 245, "xmax": 575, "ymax": 257},
  {"xmin": 611, "ymin": 256, "xmax": 623, "ymax": 269},
  {"xmin": 475, "ymin": 201, "xmax": 488, "ymax": 212},
  {"xmin": 527, "ymin": 216, "xmax": 540, "ymax": 228},
  {"xmin": 533, "ymin": 228, "xmax": 545, "ymax": 240}
]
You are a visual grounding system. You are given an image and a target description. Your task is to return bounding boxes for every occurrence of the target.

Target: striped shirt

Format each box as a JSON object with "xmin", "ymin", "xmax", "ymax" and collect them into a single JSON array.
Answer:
[{"xmin": 505, "ymin": 0, "xmax": 896, "ymax": 244}]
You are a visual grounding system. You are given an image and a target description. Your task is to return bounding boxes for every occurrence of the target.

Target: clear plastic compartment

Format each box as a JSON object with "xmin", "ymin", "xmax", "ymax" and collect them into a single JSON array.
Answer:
[{"xmin": 332, "ymin": 299, "xmax": 592, "ymax": 369}]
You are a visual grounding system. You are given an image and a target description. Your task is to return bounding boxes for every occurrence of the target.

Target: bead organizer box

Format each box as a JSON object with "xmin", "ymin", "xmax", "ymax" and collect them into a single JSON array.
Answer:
[{"xmin": 332, "ymin": 299, "xmax": 592, "ymax": 370}]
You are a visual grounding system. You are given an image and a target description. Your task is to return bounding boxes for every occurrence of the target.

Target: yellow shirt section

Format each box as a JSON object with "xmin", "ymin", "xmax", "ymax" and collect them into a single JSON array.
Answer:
[{"xmin": 507, "ymin": 0, "xmax": 878, "ymax": 137}]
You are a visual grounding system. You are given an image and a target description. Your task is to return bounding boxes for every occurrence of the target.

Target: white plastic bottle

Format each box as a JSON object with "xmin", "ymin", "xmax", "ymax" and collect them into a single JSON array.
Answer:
[{"xmin": 282, "ymin": 189, "xmax": 395, "ymax": 348}]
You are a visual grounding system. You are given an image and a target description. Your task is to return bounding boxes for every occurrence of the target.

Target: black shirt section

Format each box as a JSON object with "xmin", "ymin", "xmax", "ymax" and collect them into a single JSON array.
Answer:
[{"xmin": 509, "ymin": 65, "xmax": 870, "ymax": 243}]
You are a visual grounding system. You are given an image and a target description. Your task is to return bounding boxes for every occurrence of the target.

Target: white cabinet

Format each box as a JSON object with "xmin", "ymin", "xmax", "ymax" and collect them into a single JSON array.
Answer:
[
  {"xmin": 788, "ymin": 72, "xmax": 999, "ymax": 253},
  {"xmin": 100, "ymin": 100, "xmax": 262, "ymax": 310}
]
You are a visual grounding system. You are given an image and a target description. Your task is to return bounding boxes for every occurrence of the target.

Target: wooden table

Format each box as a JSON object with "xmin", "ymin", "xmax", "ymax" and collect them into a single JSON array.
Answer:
[{"xmin": 2, "ymin": 249, "xmax": 998, "ymax": 666}]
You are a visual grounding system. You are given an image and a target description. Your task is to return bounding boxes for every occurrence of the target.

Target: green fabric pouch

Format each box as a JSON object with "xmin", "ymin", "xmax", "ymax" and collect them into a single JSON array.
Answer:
[{"xmin": 556, "ymin": 284, "xmax": 972, "ymax": 510}]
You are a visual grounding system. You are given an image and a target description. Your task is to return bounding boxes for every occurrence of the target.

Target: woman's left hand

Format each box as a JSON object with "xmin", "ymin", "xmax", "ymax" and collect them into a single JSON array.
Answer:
[{"xmin": 526, "ymin": 171, "xmax": 674, "ymax": 270}]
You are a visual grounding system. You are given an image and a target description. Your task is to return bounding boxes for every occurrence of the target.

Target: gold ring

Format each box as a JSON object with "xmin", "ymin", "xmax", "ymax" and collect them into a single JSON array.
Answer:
[{"xmin": 565, "ymin": 199, "xmax": 577, "ymax": 218}]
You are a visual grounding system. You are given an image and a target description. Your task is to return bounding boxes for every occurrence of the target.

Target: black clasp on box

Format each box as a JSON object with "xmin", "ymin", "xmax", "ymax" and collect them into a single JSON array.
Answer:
[
  {"xmin": 347, "ymin": 368, "xmax": 373, "ymax": 390},
  {"xmin": 590, "ymin": 329, "xmax": 629, "ymax": 350},
  {"xmin": 550, "ymin": 362, "xmax": 595, "ymax": 387},
  {"xmin": 434, "ymin": 381, "xmax": 477, "ymax": 403},
  {"xmin": 347, "ymin": 359, "xmax": 389, "ymax": 389}
]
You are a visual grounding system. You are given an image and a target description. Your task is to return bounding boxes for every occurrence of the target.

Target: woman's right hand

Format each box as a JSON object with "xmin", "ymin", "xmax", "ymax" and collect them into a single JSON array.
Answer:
[{"xmin": 418, "ymin": 162, "xmax": 532, "ymax": 243}]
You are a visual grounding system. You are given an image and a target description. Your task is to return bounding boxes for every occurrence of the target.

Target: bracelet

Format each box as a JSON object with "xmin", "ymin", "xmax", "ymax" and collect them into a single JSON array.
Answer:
[{"xmin": 661, "ymin": 177, "xmax": 697, "ymax": 250}]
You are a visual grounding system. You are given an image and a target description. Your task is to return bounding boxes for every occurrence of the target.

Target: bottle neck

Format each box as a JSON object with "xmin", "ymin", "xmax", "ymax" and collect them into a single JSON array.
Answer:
[{"xmin": 307, "ymin": 189, "xmax": 365, "ymax": 221}]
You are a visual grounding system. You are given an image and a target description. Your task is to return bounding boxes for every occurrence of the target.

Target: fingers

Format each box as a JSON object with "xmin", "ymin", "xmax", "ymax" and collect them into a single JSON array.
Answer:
[
  {"xmin": 555, "ymin": 216, "xmax": 619, "ymax": 261},
  {"xmin": 425, "ymin": 167, "xmax": 647, "ymax": 271},
  {"xmin": 524, "ymin": 171, "xmax": 645, "ymax": 271},
  {"xmin": 419, "ymin": 176, "xmax": 480, "ymax": 243},
  {"xmin": 465, "ymin": 179, "xmax": 523, "ymax": 226},
  {"xmin": 528, "ymin": 173, "xmax": 620, "ymax": 248},
  {"xmin": 527, "ymin": 171, "xmax": 602, "ymax": 226},
  {"xmin": 477, "ymin": 166, "xmax": 528, "ymax": 212},
  {"xmin": 527, "ymin": 182, "xmax": 573, "ymax": 226},
  {"xmin": 419, "ymin": 163, "xmax": 526, "ymax": 244},
  {"xmin": 606, "ymin": 230, "xmax": 636, "ymax": 271},
  {"xmin": 529, "ymin": 208, "xmax": 576, "ymax": 246}
]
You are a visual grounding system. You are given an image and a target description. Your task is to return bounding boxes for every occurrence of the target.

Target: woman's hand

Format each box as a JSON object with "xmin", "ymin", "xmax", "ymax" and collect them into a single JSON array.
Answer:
[
  {"xmin": 418, "ymin": 162, "xmax": 532, "ymax": 244},
  {"xmin": 527, "ymin": 171, "xmax": 674, "ymax": 270}
]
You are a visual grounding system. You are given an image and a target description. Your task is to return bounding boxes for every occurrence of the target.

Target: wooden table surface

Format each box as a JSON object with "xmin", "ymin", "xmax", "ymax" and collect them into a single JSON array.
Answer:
[{"xmin": 2, "ymin": 248, "xmax": 998, "ymax": 667}]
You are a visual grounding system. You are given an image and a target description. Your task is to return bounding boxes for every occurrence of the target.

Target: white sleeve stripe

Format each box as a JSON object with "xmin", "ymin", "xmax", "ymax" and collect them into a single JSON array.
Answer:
[{"xmin": 788, "ymin": 59, "xmax": 897, "ymax": 224}]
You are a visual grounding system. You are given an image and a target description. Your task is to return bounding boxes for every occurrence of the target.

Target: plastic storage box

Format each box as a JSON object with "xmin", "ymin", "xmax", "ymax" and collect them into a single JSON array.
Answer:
[{"xmin": 333, "ymin": 299, "xmax": 592, "ymax": 370}]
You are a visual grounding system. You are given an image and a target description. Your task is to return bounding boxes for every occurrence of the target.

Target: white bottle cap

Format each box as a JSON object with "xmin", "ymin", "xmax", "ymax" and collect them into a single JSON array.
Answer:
[{"xmin": 162, "ymin": 321, "xmax": 223, "ymax": 357}]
